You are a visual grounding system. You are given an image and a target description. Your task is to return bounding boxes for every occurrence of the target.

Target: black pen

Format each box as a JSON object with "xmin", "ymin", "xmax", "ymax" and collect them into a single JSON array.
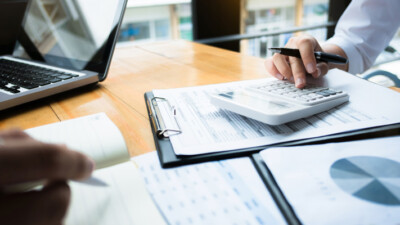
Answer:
[{"xmin": 269, "ymin": 48, "xmax": 348, "ymax": 64}]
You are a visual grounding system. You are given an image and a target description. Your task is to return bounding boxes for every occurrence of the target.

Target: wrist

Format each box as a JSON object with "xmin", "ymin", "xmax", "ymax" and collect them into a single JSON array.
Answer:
[{"xmin": 321, "ymin": 43, "xmax": 349, "ymax": 72}]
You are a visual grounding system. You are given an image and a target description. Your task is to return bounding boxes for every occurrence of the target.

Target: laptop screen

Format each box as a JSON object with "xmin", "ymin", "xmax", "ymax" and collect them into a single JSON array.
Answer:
[
  {"xmin": 13, "ymin": 0, "xmax": 127, "ymax": 81},
  {"xmin": 0, "ymin": 0, "xmax": 28, "ymax": 55}
]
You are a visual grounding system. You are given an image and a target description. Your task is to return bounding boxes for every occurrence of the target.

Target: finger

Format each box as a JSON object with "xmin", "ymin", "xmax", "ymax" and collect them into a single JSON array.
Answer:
[
  {"xmin": 297, "ymin": 38, "xmax": 318, "ymax": 76},
  {"xmin": 272, "ymin": 53, "xmax": 293, "ymax": 82},
  {"xmin": 264, "ymin": 58, "xmax": 284, "ymax": 80},
  {"xmin": 288, "ymin": 56, "xmax": 307, "ymax": 88},
  {"xmin": 0, "ymin": 182, "xmax": 70, "ymax": 225},
  {"xmin": 316, "ymin": 62, "xmax": 329, "ymax": 77},
  {"xmin": 0, "ymin": 141, "xmax": 94, "ymax": 185},
  {"xmin": 0, "ymin": 129, "xmax": 31, "ymax": 140}
]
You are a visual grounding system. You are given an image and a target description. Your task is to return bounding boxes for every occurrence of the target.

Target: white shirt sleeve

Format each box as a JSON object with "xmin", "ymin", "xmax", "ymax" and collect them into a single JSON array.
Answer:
[{"xmin": 326, "ymin": 0, "xmax": 400, "ymax": 74}]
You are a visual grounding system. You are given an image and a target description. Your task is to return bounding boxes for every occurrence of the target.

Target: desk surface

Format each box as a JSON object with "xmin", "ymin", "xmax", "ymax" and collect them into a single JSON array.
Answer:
[{"xmin": 1, "ymin": 41, "xmax": 399, "ymax": 156}]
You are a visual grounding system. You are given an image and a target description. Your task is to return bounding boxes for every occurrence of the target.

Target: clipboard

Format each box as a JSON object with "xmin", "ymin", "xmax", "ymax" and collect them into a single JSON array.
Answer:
[{"xmin": 145, "ymin": 91, "xmax": 400, "ymax": 168}]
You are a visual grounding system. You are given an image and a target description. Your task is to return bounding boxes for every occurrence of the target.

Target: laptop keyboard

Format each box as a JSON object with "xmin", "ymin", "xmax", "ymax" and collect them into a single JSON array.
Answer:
[{"xmin": 0, "ymin": 58, "xmax": 80, "ymax": 94}]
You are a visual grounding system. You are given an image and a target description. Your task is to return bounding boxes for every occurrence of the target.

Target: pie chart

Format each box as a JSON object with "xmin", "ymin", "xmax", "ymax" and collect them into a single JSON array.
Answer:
[{"xmin": 330, "ymin": 156, "xmax": 400, "ymax": 206}]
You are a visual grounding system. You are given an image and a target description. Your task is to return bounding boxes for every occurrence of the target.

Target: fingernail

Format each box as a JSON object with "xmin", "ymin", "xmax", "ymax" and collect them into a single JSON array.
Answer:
[
  {"xmin": 296, "ymin": 78, "xmax": 305, "ymax": 87},
  {"xmin": 306, "ymin": 63, "xmax": 316, "ymax": 74},
  {"xmin": 317, "ymin": 68, "xmax": 321, "ymax": 77},
  {"xmin": 275, "ymin": 73, "xmax": 284, "ymax": 80},
  {"xmin": 87, "ymin": 158, "xmax": 95, "ymax": 172}
]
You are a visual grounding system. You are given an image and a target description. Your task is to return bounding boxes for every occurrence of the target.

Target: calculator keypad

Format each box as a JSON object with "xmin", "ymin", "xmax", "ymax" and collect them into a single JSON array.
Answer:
[{"xmin": 247, "ymin": 80, "xmax": 347, "ymax": 105}]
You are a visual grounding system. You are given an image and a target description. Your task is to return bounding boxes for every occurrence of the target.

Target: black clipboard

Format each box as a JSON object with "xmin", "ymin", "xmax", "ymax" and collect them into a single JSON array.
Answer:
[{"xmin": 145, "ymin": 91, "xmax": 400, "ymax": 168}]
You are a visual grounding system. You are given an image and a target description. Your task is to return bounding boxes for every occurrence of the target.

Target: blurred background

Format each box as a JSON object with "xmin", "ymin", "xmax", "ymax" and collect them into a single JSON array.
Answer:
[
  {"xmin": 118, "ymin": 0, "xmax": 331, "ymax": 58},
  {"xmin": 30, "ymin": 0, "xmax": 400, "ymax": 87},
  {"xmin": 117, "ymin": 0, "xmax": 400, "ymax": 86}
]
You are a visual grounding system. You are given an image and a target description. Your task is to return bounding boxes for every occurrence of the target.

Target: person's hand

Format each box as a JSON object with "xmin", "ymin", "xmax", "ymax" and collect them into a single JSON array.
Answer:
[
  {"xmin": 265, "ymin": 35, "xmax": 329, "ymax": 88},
  {"xmin": 0, "ymin": 129, "xmax": 94, "ymax": 225}
]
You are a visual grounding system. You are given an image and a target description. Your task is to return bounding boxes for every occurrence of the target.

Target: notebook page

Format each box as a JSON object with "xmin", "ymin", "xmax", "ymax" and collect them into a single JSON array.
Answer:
[
  {"xmin": 65, "ymin": 161, "xmax": 166, "ymax": 225},
  {"xmin": 26, "ymin": 113, "xmax": 129, "ymax": 169}
]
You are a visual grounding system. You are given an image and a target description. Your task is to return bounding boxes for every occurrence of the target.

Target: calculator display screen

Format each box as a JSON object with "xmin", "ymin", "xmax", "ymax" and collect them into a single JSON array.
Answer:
[{"xmin": 218, "ymin": 91, "xmax": 298, "ymax": 114}]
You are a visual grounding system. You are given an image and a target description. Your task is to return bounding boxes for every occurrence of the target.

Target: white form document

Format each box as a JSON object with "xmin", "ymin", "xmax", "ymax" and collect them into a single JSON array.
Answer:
[
  {"xmin": 153, "ymin": 69, "xmax": 400, "ymax": 155},
  {"xmin": 133, "ymin": 152, "xmax": 286, "ymax": 225},
  {"xmin": 261, "ymin": 136, "xmax": 400, "ymax": 225}
]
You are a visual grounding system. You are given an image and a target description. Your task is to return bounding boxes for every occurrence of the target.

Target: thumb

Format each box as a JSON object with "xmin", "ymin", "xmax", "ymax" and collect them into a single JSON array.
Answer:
[{"xmin": 315, "ymin": 62, "xmax": 329, "ymax": 78}]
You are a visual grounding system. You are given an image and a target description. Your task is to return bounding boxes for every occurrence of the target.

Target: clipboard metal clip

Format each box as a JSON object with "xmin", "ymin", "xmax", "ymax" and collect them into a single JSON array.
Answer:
[{"xmin": 150, "ymin": 97, "xmax": 182, "ymax": 138}]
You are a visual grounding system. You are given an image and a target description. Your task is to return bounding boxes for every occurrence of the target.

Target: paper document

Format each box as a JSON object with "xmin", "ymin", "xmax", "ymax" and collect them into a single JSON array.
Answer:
[
  {"xmin": 134, "ymin": 152, "xmax": 286, "ymax": 225},
  {"xmin": 65, "ymin": 161, "xmax": 166, "ymax": 225},
  {"xmin": 261, "ymin": 136, "xmax": 400, "ymax": 225},
  {"xmin": 153, "ymin": 69, "xmax": 400, "ymax": 155}
]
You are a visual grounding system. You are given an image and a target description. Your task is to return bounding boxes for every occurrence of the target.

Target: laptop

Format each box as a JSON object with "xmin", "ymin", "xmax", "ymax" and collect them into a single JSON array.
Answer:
[{"xmin": 0, "ymin": 0, "xmax": 127, "ymax": 111}]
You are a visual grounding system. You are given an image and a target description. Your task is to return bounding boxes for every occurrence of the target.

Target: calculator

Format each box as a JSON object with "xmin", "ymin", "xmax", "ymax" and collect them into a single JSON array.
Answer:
[{"xmin": 210, "ymin": 80, "xmax": 349, "ymax": 125}]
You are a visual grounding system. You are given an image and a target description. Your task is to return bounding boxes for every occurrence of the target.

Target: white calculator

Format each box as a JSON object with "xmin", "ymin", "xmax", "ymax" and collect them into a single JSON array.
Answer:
[{"xmin": 210, "ymin": 80, "xmax": 349, "ymax": 125}]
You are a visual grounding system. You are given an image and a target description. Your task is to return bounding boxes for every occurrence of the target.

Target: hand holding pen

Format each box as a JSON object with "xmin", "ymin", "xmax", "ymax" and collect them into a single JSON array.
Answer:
[
  {"xmin": 264, "ymin": 35, "xmax": 349, "ymax": 88},
  {"xmin": 0, "ymin": 129, "xmax": 95, "ymax": 225}
]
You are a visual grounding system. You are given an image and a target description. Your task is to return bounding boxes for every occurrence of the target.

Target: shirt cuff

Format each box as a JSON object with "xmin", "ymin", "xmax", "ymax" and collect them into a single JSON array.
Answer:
[{"xmin": 326, "ymin": 36, "xmax": 364, "ymax": 75}]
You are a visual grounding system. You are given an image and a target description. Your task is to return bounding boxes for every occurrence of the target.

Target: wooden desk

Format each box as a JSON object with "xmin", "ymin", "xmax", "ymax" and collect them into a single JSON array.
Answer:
[{"xmin": 1, "ymin": 40, "xmax": 399, "ymax": 156}]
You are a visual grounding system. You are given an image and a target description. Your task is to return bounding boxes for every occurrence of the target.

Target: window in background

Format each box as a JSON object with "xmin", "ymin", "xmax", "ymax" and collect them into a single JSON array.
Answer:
[
  {"xmin": 303, "ymin": 0, "xmax": 329, "ymax": 43},
  {"xmin": 241, "ymin": 0, "xmax": 329, "ymax": 58},
  {"xmin": 155, "ymin": 19, "xmax": 170, "ymax": 39},
  {"xmin": 177, "ymin": 3, "xmax": 192, "ymax": 40},
  {"xmin": 119, "ymin": 21, "xmax": 151, "ymax": 42},
  {"xmin": 118, "ymin": 0, "xmax": 192, "ymax": 44}
]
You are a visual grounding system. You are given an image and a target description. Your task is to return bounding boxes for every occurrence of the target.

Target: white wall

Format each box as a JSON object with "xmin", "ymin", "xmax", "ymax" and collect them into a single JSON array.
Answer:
[
  {"xmin": 127, "ymin": 0, "xmax": 190, "ymax": 8},
  {"xmin": 247, "ymin": 0, "xmax": 327, "ymax": 11},
  {"xmin": 247, "ymin": 0, "xmax": 296, "ymax": 10},
  {"xmin": 123, "ymin": 5, "xmax": 170, "ymax": 23}
]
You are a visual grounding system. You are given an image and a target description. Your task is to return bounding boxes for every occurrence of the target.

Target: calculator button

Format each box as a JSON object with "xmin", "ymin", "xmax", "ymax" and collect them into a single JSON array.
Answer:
[
  {"xmin": 245, "ymin": 80, "xmax": 348, "ymax": 106},
  {"xmin": 315, "ymin": 91, "xmax": 331, "ymax": 97}
]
